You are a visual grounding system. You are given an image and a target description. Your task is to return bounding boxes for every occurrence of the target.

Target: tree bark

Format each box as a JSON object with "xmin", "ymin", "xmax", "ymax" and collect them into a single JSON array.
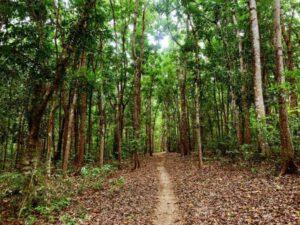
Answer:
[
  {"xmin": 46, "ymin": 99, "xmax": 57, "ymax": 177},
  {"xmin": 98, "ymin": 91, "xmax": 105, "ymax": 167},
  {"xmin": 62, "ymin": 90, "xmax": 78, "ymax": 174},
  {"xmin": 179, "ymin": 65, "xmax": 190, "ymax": 156},
  {"xmin": 273, "ymin": 0, "xmax": 298, "ymax": 175},
  {"xmin": 131, "ymin": 0, "xmax": 146, "ymax": 169},
  {"xmin": 77, "ymin": 52, "xmax": 87, "ymax": 169},
  {"xmin": 19, "ymin": 0, "xmax": 96, "ymax": 177},
  {"xmin": 195, "ymin": 83, "xmax": 203, "ymax": 168},
  {"xmin": 249, "ymin": 0, "xmax": 270, "ymax": 156},
  {"xmin": 15, "ymin": 111, "xmax": 24, "ymax": 170},
  {"xmin": 87, "ymin": 86, "xmax": 93, "ymax": 154},
  {"xmin": 232, "ymin": 10, "xmax": 251, "ymax": 144}
]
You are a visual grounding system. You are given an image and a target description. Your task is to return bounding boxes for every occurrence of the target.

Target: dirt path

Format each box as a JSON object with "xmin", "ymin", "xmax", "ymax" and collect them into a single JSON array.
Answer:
[{"xmin": 153, "ymin": 153, "xmax": 181, "ymax": 225}]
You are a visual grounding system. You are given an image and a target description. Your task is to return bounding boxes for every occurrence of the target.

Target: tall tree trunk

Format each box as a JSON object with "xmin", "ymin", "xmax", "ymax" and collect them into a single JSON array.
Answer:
[
  {"xmin": 216, "ymin": 17, "xmax": 242, "ymax": 146},
  {"xmin": 2, "ymin": 118, "xmax": 10, "ymax": 170},
  {"xmin": 249, "ymin": 0, "xmax": 270, "ymax": 156},
  {"xmin": 110, "ymin": 0, "xmax": 123, "ymax": 166},
  {"xmin": 195, "ymin": 83, "xmax": 203, "ymax": 168},
  {"xmin": 62, "ymin": 90, "xmax": 77, "ymax": 174},
  {"xmin": 61, "ymin": 89, "xmax": 71, "ymax": 165},
  {"xmin": 15, "ymin": 111, "xmax": 24, "ymax": 170},
  {"xmin": 46, "ymin": 99, "xmax": 57, "ymax": 177},
  {"xmin": 98, "ymin": 91, "xmax": 105, "ymax": 167},
  {"xmin": 77, "ymin": 53, "xmax": 87, "ymax": 169},
  {"xmin": 131, "ymin": 0, "xmax": 146, "ymax": 169},
  {"xmin": 87, "ymin": 86, "xmax": 93, "ymax": 153},
  {"xmin": 55, "ymin": 88, "xmax": 64, "ymax": 163},
  {"xmin": 149, "ymin": 93, "xmax": 153, "ymax": 156},
  {"xmin": 74, "ymin": 106, "xmax": 79, "ymax": 162},
  {"xmin": 273, "ymin": 0, "xmax": 298, "ymax": 175},
  {"xmin": 179, "ymin": 65, "xmax": 190, "ymax": 156},
  {"xmin": 116, "ymin": 87, "xmax": 122, "ymax": 166},
  {"xmin": 146, "ymin": 84, "xmax": 153, "ymax": 156},
  {"xmin": 232, "ymin": 10, "xmax": 251, "ymax": 144}
]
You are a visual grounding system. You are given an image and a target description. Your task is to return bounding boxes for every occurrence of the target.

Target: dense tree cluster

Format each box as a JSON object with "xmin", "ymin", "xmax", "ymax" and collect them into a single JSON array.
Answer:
[{"xmin": 0, "ymin": 0, "xmax": 299, "ymax": 216}]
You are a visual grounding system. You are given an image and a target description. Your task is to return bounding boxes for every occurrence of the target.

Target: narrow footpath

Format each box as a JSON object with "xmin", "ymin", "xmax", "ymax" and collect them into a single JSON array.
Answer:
[{"xmin": 153, "ymin": 153, "xmax": 181, "ymax": 225}]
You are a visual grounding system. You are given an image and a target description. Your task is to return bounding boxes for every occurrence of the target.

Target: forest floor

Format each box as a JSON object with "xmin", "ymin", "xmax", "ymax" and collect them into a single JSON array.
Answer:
[
  {"xmin": 1, "ymin": 153, "xmax": 299, "ymax": 224},
  {"xmin": 56, "ymin": 152, "xmax": 299, "ymax": 225}
]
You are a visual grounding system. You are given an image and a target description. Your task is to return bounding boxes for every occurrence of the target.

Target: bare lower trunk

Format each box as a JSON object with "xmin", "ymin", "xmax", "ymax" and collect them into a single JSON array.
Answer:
[
  {"xmin": 62, "ymin": 90, "xmax": 77, "ymax": 174},
  {"xmin": 15, "ymin": 111, "xmax": 24, "ymax": 169},
  {"xmin": 20, "ymin": 121, "xmax": 42, "ymax": 176},
  {"xmin": 77, "ymin": 53, "xmax": 87, "ymax": 169},
  {"xmin": 231, "ymin": 94, "xmax": 243, "ymax": 146},
  {"xmin": 274, "ymin": 0, "xmax": 298, "ymax": 175},
  {"xmin": 87, "ymin": 87, "xmax": 93, "ymax": 153},
  {"xmin": 249, "ymin": 0, "xmax": 270, "ymax": 156},
  {"xmin": 195, "ymin": 84, "xmax": 203, "ymax": 168},
  {"xmin": 116, "ymin": 88, "xmax": 122, "ymax": 166},
  {"xmin": 61, "ymin": 89, "xmax": 71, "ymax": 165},
  {"xmin": 147, "ymin": 92, "xmax": 153, "ymax": 156},
  {"xmin": 131, "ymin": 0, "xmax": 146, "ymax": 169},
  {"xmin": 46, "ymin": 99, "xmax": 57, "ymax": 177},
  {"xmin": 98, "ymin": 92, "xmax": 105, "ymax": 167},
  {"xmin": 233, "ymin": 10, "xmax": 251, "ymax": 145},
  {"xmin": 243, "ymin": 101, "xmax": 252, "ymax": 144},
  {"xmin": 179, "ymin": 66, "xmax": 190, "ymax": 156}
]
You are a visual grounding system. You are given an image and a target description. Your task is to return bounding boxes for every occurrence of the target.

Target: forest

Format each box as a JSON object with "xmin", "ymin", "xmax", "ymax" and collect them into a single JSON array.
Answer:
[{"xmin": 0, "ymin": 0, "xmax": 299, "ymax": 224}]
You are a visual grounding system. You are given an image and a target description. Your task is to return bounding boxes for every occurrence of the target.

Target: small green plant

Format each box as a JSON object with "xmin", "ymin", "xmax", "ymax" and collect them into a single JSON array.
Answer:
[
  {"xmin": 93, "ymin": 180, "xmax": 103, "ymax": 190},
  {"xmin": 109, "ymin": 176, "xmax": 125, "ymax": 195},
  {"xmin": 251, "ymin": 167, "xmax": 258, "ymax": 174},
  {"xmin": 52, "ymin": 197, "xmax": 71, "ymax": 210},
  {"xmin": 0, "ymin": 172, "xmax": 25, "ymax": 198},
  {"xmin": 101, "ymin": 164, "xmax": 115, "ymax": 174},
  {"xmin": 110, "ymin": 176, "xmax": 125, "ymax": 187},
  {"xmin": 25, "ymin": 215, "xmax": 37, "ymax": 225},
  {"xmin": 35, "ymin": 205, "xmax": 53, "ymax": 216},
  {"xmin": 80, "ymin": 164, "xmax": 115, "ymax": 178},
  {"xmin": 60, "ymin": 214, "xmax": 78, "ymax": 225}
]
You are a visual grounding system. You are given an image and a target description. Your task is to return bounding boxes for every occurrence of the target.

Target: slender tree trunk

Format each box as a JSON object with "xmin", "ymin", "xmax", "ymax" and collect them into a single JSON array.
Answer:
[
  {"xmin": 216, "ymin": 18, "xmax": 242, "ymax": 146},
  {"xmin": 46, "ymin": 99, "xmax": 57, "ymax": 177},
  {"xmin": 2, "ymin": 118, "xmax": 10, "ymax": 170},
  {"xmin": 149, "ymin": 94, "xmax": 153, "ymax": 156},
  {"xmin": 87, "ymin": 86, "xmax": 93, "ymax": 153},
  {"xmin": 55, "ymin": 88, "xmax": 64, "ymax": 163},
  {"xmin": 15, "ymin": 111, "xmax": 24, "ymax": 170},
  {"xmin": 62, "ymin": 90, "xmax": 77, "ymax": 174},
  {"xmin": 74, "ymin": 107, "xmax": 79, "ymax": 162},
  {"xmin": 131, "ymin": 0, "xmax": 146, "ymax": 169},
  {"xmin": 232, "ymin": 11, "xmax": 251, "ymax": 144},
  {"xmin": 77, "ymin": 53, "xmax": 87, "ymax": 169},
  {"xmin": 273, "ymin": 0, "xmax": 298, "ymax": 175},
  {"xmin": 110, "ymin": 0, "xmax": 123, "ymax": 166},
  {"xmin": 195, "ymin": 83, "xmax": 203, "ymax": 168},
  {"xmin": 116, "ymin": 87, "xmax": 122, "ymax": 166},
  {"xmin": 61, "ymin": 90, "xmax": 71, "ymax": 165},
  {"xmin": 98, "ymin": 91, "xmax": 105, "ymax": 167},
  {"xmin": 249, "ymin": 0, "xmax": 270, "ymax": 156},
  {"xmin": 179, "ymin": 65, "xmax": 190, "ymax": 156},
  {"xmin": 146, "ymin": 86, "xmax": 153, "ymax": 156}
]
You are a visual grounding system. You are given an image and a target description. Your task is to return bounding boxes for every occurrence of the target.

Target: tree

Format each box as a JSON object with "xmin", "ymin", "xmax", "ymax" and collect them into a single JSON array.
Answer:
[
  {"xmin": 273, "ymin": 0, "xmax": 298, "ymax": 175},
  {"xmin": 248, "ymin": 0, "xmax": 270, "ymax": 156}
]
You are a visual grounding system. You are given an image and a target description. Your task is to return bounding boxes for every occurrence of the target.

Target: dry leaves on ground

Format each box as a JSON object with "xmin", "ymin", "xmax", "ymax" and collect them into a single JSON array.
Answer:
[{"xmin": 165, "ymin": 153, "xmax": 300, "ymax": 225}]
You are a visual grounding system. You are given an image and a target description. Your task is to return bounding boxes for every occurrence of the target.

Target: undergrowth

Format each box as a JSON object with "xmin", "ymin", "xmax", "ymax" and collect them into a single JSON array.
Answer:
[{"xmin": 0, "ymin": 163, "xmax": 118, "ymax": 224}]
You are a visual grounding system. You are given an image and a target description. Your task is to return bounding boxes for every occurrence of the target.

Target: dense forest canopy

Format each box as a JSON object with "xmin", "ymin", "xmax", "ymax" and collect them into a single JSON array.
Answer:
[{"xmin": 0, "ymin": 0, "xmax": 299, "ymax": 223}]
